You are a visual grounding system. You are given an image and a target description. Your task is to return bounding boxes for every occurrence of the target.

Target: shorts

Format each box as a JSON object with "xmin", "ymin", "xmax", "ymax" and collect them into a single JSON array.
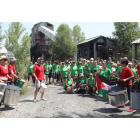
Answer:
[
  {"xmin": 49, "ymin": 73, "xmax": 52, "ymax": 78},
  {"xmin": 45, "ymin": 73, "xmax": 49, "ymax": 76},
  {"xmin": 63, "ymin": 77, "xmax": 67, "ymax": 79},
  {"xmin": 35, "ymin": 80, "xmax": 45, "ymax": 88},
  {"xmin": 64, "ymin": 85, "xmax": 72, "ymax": 90},
  {"xmin": 53, "ymin": 72, "xmax": 58, "ymax": 79},
  {"xmin": 28, "ymin": 73, "xmax": 32, "ymax": 75}
]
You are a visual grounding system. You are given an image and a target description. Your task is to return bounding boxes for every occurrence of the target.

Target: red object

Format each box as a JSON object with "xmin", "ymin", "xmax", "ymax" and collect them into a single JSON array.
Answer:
[
  {"xmin": 96, "ymin": 73, "xmax": 105, "ymax": 92},
  {"xmin": 137, "ymin": 63, "xmax": 140, "ymax": 76},
  {"xmin": 8, "ymin": 63, "xmax": 17, "ymax": 78},
  {"xmin": 117, "ymin": 105, "xmax": 125, "ymax": 108},
  {"xmin": 127, "ymin": 108, "xmax": 134, "ymax": 112},
  {"xmin": 120, "ymin": 67, "xmax": 133, "ymax": 86},
  {"xmin": 0, "ymin": 65, "xmax": 9, "ymax": 78},
  {"xmin": 33, "ymin": 64, "xmax": 46, "ymax": 80}
]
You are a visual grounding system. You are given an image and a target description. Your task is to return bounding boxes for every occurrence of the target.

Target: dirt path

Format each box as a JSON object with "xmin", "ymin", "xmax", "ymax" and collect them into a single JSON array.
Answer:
[{"xmin": 0, "ymin": 83, "xmax": 140, "ymax": 118}]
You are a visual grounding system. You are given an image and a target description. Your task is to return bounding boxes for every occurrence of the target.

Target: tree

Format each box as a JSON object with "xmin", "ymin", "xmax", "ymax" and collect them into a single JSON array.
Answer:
[
  {"xmin": 72, "ymin": 25, "xmax": 86, "ymax": 45},
  {"xmin": 5, "ymin": 22, "xmax": 31, "ymax": 79},
  {"xmin": 52, "ymin": 24, "xmax": 77, "ymax": 61},
  {"xmin": 0, "ymin": 22, "xmax": 4, "ymax": 45},
  {"xmin": 112, "ymin": 22, "xmax": 140, "ymax": 60}
]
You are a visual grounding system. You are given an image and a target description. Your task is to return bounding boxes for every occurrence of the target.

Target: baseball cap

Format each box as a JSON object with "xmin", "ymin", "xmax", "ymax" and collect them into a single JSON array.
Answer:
[
  {"xmin": 0, "ymin": 55, "xmax": 8, "ymax": 60},
  {"xmin": 112, "ymin": 68, "xmax": 116, "ymax": 72},
  {"xmin": 37, "ymin": 57, "xmax": 42, "ymax": 60},
  {"xmin": 128, "ymin": 62, "xmax": 132, "ymax": 65},
  {"xmin": 99, "ymin": 66, "xmax": 102, "ymax": 69},
  {"xmin": 90, "ymin": 58, "xmax": 94, "ymax": 61},
  {"xmin": 10, "ymin": 57, "xmax": 17, "ymax": 61}
]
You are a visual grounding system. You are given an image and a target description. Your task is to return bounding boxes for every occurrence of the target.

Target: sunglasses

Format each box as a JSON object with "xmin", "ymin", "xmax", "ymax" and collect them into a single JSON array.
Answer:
[
  {"xmin": 3, "ymin": 59, "xmax": 8, "ymax": 61},
  {"xmin": 89, "ymin": 75, "xmax": 93, "ymax": 76}
]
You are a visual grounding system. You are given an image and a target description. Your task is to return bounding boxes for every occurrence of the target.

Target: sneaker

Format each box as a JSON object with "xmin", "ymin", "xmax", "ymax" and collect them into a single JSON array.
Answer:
[
  {"xmin": 71, "ymin": 89, "xmax": 75, "ymax": 94},
  {"xmin": 127, "ymin": 108, "xmax": 134, "ymax": 112},
  {"xmin": 40, "ymin": 97, "xmax": 47, "ymax": 101},
  {"xmin": 117, "ymin": 105, "xmax": 125, "ymax": 108},
  {"xmin": 34, "ymin": 99, "xmax": 37, "ymax": 103}
]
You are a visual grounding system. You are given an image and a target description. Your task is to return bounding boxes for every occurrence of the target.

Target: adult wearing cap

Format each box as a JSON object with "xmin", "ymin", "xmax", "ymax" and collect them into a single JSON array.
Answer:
[
  {"xmin": 132, "ymin": 59, "xmax": 137, "ymax": 72},
  {"xmin": 70, "ymin": 61, "xmax": 78, "ymax": 78},
  {"xmin": 91, "ymin": 60, "xmax": 99, "ymax": 77},
  {"xmin": 97, "ymin": 66, "xmax": 104, "ymax": 76},
  {"xmin": 119, "ymin": 59, "xmax": 134, "ymax": 112},
  {"xmin": 88, "ymin": 58, "xmax": 94, "ymax": 67},
  {"xmin": 0, "ymin": 55, "xmax": 12, "ymax": 83},
  {"xmin": 109, "ymin": 68, "xmax": 117, "ymax": 80},
  {"xmin": 8, "ymin": 57, "xmax": 19, "ymax": 84},
  {"xmin": 32, "ymin": 57, "xmax": 47, "ymax": 103}
]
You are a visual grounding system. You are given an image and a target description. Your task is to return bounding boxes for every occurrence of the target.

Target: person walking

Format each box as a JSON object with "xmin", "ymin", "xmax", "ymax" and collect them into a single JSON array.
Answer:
[
  {"xmin": 43, "ymin": 61, "xmax": 50, "ymax": 85},
  {"xmin": 32, "ymin": 57, "xmax": 47, "ymax": 103},
  {"xmin": 27, "ymin": 61, "xmax": 34, "ymax": 84}
]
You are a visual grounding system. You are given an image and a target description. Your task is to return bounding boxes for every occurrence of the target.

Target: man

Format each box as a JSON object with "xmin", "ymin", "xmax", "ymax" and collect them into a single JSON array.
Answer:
[
  {"xmin": 43, "ymin": 61, "xmax": 49, "ymax": 85},
  {"xmin": 32, "ymin": 57, "xmax": 47, "ymax": 103},
  {"xmin": 27, "ymin": 61, "xmax": 34, "ymax": 84},
  {"xmin": 8, "ymin": 57, "xmax": 20, "ymax": 84}
]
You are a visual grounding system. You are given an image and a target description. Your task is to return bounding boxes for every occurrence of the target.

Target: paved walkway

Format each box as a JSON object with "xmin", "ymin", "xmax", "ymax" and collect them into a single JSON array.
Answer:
[{"xmin": 0, "ymin": 83, "xmax": 140, "ymax": 118}]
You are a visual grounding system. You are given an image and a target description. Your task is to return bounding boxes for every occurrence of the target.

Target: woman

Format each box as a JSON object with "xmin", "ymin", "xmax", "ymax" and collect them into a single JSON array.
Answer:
[
  {"xmin": 119, "ymin": 59, "xmax": 134, "ymax": 112},
  {"xmin": 73, "ymin": 74, "xmax": 78, "ymax": 89},
  {"xmin": 77, "ymin": 62, "xmax": 84, "ymax": 74},
  {"xmin": 97, "ymin": 66, "xmax": 104, "ymax": 76},
  {"xmin": 0, "ymin": 55, "xmax": 12, "ymax": 83},
  {"xmin": 64, "ymin": 74, "xmax": 74, "ymax": 93},
  {"xmin": 70, "ymin": 61, "xmax": 78, "ymax": 78},
  {"xmin": 103, "ymin": 64, "xmax": 111, "ymax": 79},
  {"xmin": 85, "ymin": 73, "xmax": 96, "ymax": 95},
  {"xmin": 61, "ymin": 62, "xmax": 68, "ymax": 84},
  {"xmin": 84, "ymin": 64, "xmax": 91, "ymax": 78}
]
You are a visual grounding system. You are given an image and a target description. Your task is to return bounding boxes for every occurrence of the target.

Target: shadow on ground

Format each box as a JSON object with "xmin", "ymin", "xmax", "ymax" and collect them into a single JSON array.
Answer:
[
  {"xmin": 0, "ymin": 106, "xmax": 15, "ymax": 111},
  {"xmin": 20, "ymin": 100, "xmax": 34, "ymax": 103}
]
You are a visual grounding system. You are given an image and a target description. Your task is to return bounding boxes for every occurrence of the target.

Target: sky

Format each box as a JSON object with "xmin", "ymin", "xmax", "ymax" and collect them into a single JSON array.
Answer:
[{"xmin": 1, "ymin": 22, "xmax": 115, "ymax": 44}]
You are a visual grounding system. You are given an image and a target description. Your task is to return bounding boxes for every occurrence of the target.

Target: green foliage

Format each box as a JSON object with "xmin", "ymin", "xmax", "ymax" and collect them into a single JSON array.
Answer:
[
  {"xmin": 72, "ymin": 25, "xmax": 86, "ymax": 44},
  {"xmin": 5, "ymin": 22, "xmax": 31, "ymax": 79},
  {"xmin": 0, "ymin": 23, "xmax": 4, "ymax": 45},
  {"xmin": 112, "ymin": 22, "xmax": 140, "ymax": 60},
  {"xmin": 52, "ymin": 24, "xmax": 77, "ymax": 61}
]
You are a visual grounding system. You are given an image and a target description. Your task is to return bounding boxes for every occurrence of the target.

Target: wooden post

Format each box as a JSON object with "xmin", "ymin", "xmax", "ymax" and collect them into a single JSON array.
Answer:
[{"xmin": 132, "ymin": 44, "xmax": 137, "ymax": 59}]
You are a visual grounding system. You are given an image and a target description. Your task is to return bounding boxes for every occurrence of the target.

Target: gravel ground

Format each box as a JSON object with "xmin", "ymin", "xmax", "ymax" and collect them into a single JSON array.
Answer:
[{"xmin": 0, "ymin": 83, "xmax": 140, "ymax": 118}]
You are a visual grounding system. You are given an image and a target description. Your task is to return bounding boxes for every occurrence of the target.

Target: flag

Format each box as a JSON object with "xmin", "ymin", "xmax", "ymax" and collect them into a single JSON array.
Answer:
[{"xmin": 96, "ymin": 73, "xmax": 118, "ymax": 98}]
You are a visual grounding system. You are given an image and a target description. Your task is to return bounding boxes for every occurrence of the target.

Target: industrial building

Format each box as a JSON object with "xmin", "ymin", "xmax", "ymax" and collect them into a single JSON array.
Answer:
[
  {"xmin": 30, "ymin": 22, "xmax": 55, "ymax": 62},
  {"xmin": 77, "ymin": 35, "xmax": 115, "ymax": 60}
]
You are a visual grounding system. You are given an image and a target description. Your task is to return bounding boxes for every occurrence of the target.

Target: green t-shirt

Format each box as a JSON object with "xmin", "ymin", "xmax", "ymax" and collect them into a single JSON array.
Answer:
[
  {"xmin": 61, "ymin": 66, "xmax": 68, "ymax": 77},
  {"xmin": 63, "ymin": 78, "xmax": 73, "ymax": 88},
  {"xmin": 78, "ymin": 65, "xmax": 84, "ymax": 73},
  {"xmin": 28, "ymin": 65, "xmax": 34, "ymax": 73},
  {"xmin": 48, "ymin": 64, "xmax": 52, "ymax": 73},
  {"xmin": 71, "ymin": 65, "xmax": 78, "ymax": 77},
  {"xmin": 104, "ymin": 68, "xmax": 111, "ymax": 79},
  {"xmin": 88, "ymin": 77, "xmax": 95, "ymax": 87},
  {"xmin": 97, "ymin": 71, "xmax": 104, "ymax": 76},
  {"xmin": 84, "ymin": 68, "xmax": 91, "ymax": 77},
  {"xmin": 107, "ymin": 62, "xmax": 111, "ymax": 69},
  {"xmin": 132, "ymin": 68, "xmax": 136, "ymax": 84},
  {"xmin": 53, "ymin": 64, "xmax": 59, "ymax": 72},
  {"xmin": 67, "ymin": 65, "xmax": 71, "ymax": 74},
  {"xmin": 116, "ymin": 66, "xmax": 122, "ymax": 77},
  {"xmin": 44, "ymin": 64, "xmax": 50, "ymax": 74},
  {"xmin": 73, "ymin": 79, "xmax": 77, "ymax": 84},
  {"xmin": 80, "ymin": 77, "xmax": 87, "ymax": 84}
]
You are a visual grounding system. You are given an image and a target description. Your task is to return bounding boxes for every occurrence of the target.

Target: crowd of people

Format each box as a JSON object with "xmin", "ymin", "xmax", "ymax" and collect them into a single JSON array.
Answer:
[{"xmin": 1, "ymin": 55, "xmax": 140, "ymax": 112}]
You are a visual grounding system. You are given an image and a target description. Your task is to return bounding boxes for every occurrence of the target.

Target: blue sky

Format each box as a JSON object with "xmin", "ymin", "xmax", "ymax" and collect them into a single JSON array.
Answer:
[{"xmin": 1, "ymin": 22, "xmax": 115, "ymax": 43}]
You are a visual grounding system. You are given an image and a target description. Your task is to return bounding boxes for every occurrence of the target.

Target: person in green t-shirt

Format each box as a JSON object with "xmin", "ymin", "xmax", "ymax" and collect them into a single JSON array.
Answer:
[
  {"xmin": 109, "ymin": 68, "xmax": 117, "ymax": 80},
  {"xmin": 128, "ymin": 62, "xmax": 137, "ymax": 84},
  {"xmin": 84, "ymin": 64, "xmax": 91, "ymax": 78},
  {"xmin": 48, "ymin": 61, "xmax": 53, "ymax": 84},
  {"xmin": 67, "ymin": 62, "xmax": 71, "ymax": 75},
  {"xmin": 52, "ymin": 62, "xmax": 60, "ymax": 85},
  {"xmin": 77, "ymin": 62, "xmax": 84, "ymax": 74},
  {"xmin": 70, "ymin": 61, "xmax": 78, "ymax": 77},
  {"xmin": 61, "ymin": 62, "xmax": 68, "ymax": 84},
  {"xmin": 27, "ymin": 61, "xmax": 35, "ymax": 83},
  {"xmin": 85, "ymin": 73, "xmax": 96, "ymax": 95},
  {"xmin": 97, "ymin": 66, "xmax": 104, "ymax": 76},
  {"xmin": 64, "ymin": 74, "xmax": 75, "ymax": 93},
  {"xmin": 43, "ymin": 61, "xmax": 50, "ymax": 85},
  {"xmin": 103, "ymin": 64, "xmax": 111, "ymax": 79}
]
